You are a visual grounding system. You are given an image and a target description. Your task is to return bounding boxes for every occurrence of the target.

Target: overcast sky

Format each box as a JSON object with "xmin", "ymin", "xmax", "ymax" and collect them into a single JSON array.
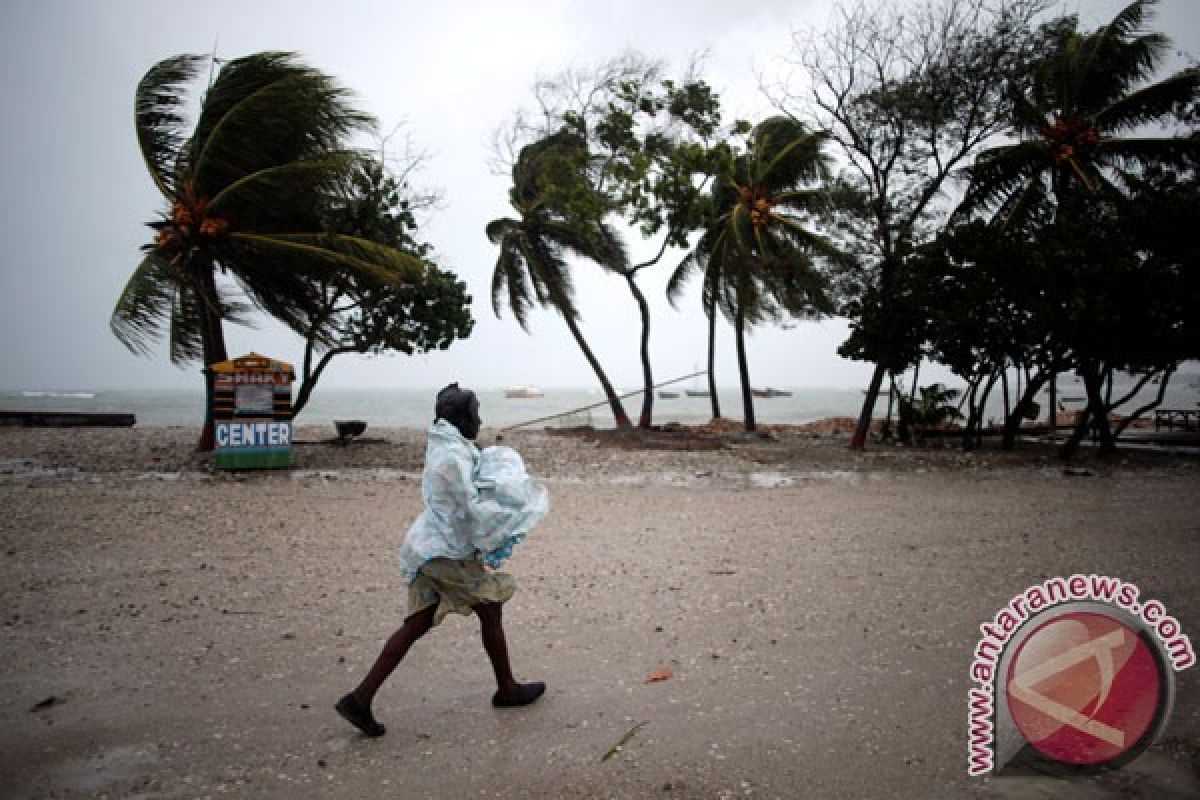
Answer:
[{"xmin": 1, "ymin": 0, "xmax": 1196, "ymax": 392}]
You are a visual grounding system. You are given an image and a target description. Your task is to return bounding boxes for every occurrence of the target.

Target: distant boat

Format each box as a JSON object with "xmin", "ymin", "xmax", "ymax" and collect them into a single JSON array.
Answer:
[
  {"xmin": 505, "ymin": 386, "xmax": 544, "ymax": 399},
  {"xmin": 685, "ymin": 389, "xmax": 711, "ymax": 397},
  {"xmin": 752, "ymin": 388, "xmax": 792, "ymax": 398},
  {"xmin": 658, "ymin": 390, "xmax": 679, "ymax": 399}
]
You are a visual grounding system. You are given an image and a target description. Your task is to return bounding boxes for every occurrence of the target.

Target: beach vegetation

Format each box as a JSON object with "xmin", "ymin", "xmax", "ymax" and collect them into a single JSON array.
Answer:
[
  {"xmin": 291, "ymin": 158, "xmax": 474, "ymax": 416},
  {"xmin": 486, "ymin": 130, "xmax": 635, "ymax": 428},
  {"xmin": 897, "ymin": 383, "xmax": 964, "ymax": 444},
  {"xmin": 496, "ymin": 55, "xmax": 736, "ymax": 427},
  {"xmin": 774, "ymin": 0, "xmax": 1048, "ymax": 449},
  {"xmin": 113, "ymin": 52, "xmax": 423, "ymax": 449},
  {"xmin": 957, "ymin": 0, "xmax": 1200, "ymax": 453},
  {"xmin": 672, "ymin": 117, "xmax": 842, "ymax": 433}
]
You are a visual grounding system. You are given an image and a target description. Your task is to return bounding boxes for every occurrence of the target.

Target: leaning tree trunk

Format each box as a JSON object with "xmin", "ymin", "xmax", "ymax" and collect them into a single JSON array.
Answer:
[
  {"xmin": 625, "ymin": 273, "xmax": 654, "ymax": 429},
  {"xmin": 195, "ymin": 265, "xmax": 229, "ymax": 452},
  {"xmin": 851, "ymin": 361, "xmax": 887, "ymax": 450},
  {"xmin": 561, "ymin": 311, "xmax": 632, "ymax": 429},
  {"xmin": 1002, "ymin": 372, "xmax": 1049, "ymax": 450},
  {"xmin": 733, "ymin": 302, "xmax": 756, "ymax": 433},
  {"xmin": 705, "ymin": 296, "xmax": 721, "ymax": 420}
]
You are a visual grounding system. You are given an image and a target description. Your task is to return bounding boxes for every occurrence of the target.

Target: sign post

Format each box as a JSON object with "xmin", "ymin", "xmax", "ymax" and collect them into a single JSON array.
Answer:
[{"xmin": 211, "ymin": 353, "xmax": 294, "ymax": 470}]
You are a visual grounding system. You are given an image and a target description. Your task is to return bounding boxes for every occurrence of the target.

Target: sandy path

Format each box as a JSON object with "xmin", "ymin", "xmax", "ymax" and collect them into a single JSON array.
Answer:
[{"xmin": 1, "ymin": 429, "xmax": 1198, "ymax": 798}]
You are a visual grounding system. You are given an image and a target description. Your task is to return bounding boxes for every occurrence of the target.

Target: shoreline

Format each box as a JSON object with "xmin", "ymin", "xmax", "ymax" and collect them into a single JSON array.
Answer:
[{"xmin": 2, "ymin": 421, "xmax": 1196, "ymax": 487}]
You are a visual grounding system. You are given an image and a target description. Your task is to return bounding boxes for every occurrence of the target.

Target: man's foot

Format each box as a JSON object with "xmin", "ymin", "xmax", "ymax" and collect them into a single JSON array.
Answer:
[
  {"xmin": 335, "ymin": 693, "xmax": 386, "ymax": 737},
  {"xmin": 492, "ymin": 681, "xmax": 546, "ymax": 708}
]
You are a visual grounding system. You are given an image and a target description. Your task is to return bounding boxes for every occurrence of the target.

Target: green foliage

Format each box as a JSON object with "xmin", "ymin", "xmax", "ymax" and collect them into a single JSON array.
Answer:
[
  {"xmin": 488, "ymin": 131, "xmax": 628, "ymax": 330},
  {"xmin": 113, "ymin": 51, "xmax": 424, "ymax": 368},
  {"xmin": 486, "ymin": 129, "xmax": 634, "ymax": 427},
  {"xmin": 898, "ymin": 383, "xmax": 964, "ymax": 439},
  {"xmin": 315, "ymin": 160, "xmax": 470, "ymax": 355},
  {"xmin": 961, "ymin": 0, "xmax": 1200, "ymax": 225},
  {"xmin": 672, "ymin": 116, "xmax": 842, "ymax": 328},
  {"xmin": 672, "ymin": 116, "xmax": 844, "ymax": 430}
]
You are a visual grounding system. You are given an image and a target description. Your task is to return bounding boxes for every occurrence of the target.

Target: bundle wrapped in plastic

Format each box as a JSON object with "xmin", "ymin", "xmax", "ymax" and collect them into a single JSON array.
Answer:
[{"xmin": 474, "ymin": 446, "xmax": 549, "ymax": 568}]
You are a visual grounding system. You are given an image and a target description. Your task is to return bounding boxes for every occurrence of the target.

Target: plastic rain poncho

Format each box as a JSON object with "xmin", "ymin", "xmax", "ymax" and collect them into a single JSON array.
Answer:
[{"xmin": 398, "ymin": 420, "xmax": 548, "ymax": 584}]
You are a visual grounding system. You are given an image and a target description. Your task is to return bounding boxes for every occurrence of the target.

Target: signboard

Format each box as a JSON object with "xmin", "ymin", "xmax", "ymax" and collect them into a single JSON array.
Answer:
[{"xmin": 210, "ymin": 352, "xmax": 294, "ymax": 470}]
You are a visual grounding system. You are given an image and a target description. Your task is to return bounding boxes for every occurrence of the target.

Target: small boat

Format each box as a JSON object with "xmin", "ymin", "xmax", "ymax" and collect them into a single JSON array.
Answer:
[
  {"xmin": 658, "ymin": 390, "xmax": 679, "ymax": 399},
  {"xmin": 334, "ymin": 419, "xmax": 367, "ymax": 443},
  {"xmin": 505, "ymin": 386, "xmax": 544, "ymax": 399},
  {"xmin": 752, "ymin": 388, "xmax": 792, "ymax": 398},
  {"xmin": 685, "ymin": 389, "xmax": 711, "ymax": 397}
]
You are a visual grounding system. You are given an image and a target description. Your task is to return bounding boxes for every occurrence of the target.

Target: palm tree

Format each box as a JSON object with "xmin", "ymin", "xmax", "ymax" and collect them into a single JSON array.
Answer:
[
  {"xmin": 962, "ymin": 0, "xmax": 1198, "ymax": 224},
  {"xmin": 486, "ymin": 131, "xmax": 633, "ymax": 429},
  {"xmin": 960, "ymin": 0, "xmax": 1199, "ymax": 450},
  {"xmin": 671, "ymin": 117, "xmax": 841, "ymax": 432},
  {"xmin": 113, "ymin": 52, "xmax": 423, "ymax": 450}
]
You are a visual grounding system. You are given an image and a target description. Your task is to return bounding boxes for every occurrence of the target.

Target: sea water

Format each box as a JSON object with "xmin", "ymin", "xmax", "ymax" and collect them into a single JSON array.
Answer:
[
  {"xmin": 0, "ymin": 387, "xmax": 867, "ymax": 428},
  {"xmin": 3, "ymin": 377, "xmax": 1197, "ymax": 430}
]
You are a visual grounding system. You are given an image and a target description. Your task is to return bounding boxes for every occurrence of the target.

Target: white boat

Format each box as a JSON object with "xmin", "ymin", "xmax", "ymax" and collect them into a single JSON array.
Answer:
[{"xmin": 505, "ymin": 386, "xmax": 544, "ymax": 399}]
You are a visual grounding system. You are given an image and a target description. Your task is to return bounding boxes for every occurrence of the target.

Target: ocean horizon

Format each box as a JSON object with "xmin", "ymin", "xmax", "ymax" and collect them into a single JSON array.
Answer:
[{"xmin": 3, "ymin": 375, "xmax": 1198, "ymax": 431}]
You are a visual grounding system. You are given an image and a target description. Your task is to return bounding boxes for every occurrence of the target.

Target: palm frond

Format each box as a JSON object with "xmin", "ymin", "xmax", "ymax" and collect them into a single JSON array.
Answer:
[
  {"xmin": 667, "ymin": 249, "xmax": 705, "ymax": 309},
  {"xmin": 1078, "ymin": 2, "xmax": 1168, "ymax": 110},
  {"xmin": 538, "ymin": 218, "xmax": 629, "ymax": 273},
  {"xmin": 224, "ymin": 232, "xmax": 424, "ymax": 333},
  {"xmin": 166, "ymin": 280, "xmax": 207, "ymax": 365},
  {"xmin": 491, "ymin": 238, "xmax": 534, "ymax": 331},
  {"xmin": 1095, "ymin": 67, "xmax": 1200, "ymax": 131},
  {"xmin": 206, "ymin": 151, "xmax": 362, "ymax": 230},
  {"xmin": 190, "ymin": 53, "xmax": 373, "ymax": 199},
  {"xmin": 960, "ymin": 141, "xmax": 1048, "ymax": 214},
  {"xmin": 110, "ymin": 252, "xmax": 187, "ymax": 357},
  {"xmin": 1094, "ymin": 135, "xmax": 1200, "ymax": 169},
  {"xmin": 752, "ymin": 117, "xmax": 831, "ymax": 192},
  {"xmin": 135, "ymin": 54, "xmax": 205, "ymax": 198}
]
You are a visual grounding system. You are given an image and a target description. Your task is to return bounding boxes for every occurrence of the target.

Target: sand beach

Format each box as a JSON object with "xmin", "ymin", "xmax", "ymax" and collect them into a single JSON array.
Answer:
[{"xmin": 1, "ymin": 424, "xmax": 1198, "ymax": 799}]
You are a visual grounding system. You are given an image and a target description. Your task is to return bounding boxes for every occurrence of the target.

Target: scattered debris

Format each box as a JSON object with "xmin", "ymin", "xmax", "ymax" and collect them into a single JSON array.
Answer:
[
  {"xmin": 602, "ymin": 721, "xmax": 648, "ymax": 762},
  {"xmin": 30, "ymin": 695, "xmax": 63, "ymax": 712},
  {"xmin": 644, "ymin": 669, "xmax": 673, "ymax": 684}
]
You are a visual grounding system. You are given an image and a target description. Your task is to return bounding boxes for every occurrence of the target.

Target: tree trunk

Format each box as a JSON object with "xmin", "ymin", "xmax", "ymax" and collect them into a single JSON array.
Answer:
[
  {"xmin": 625, "ymin": 273, "xmax": 654, "ymax": 429},
  {"xmin": 881, "ymin": 372, "xmax": 896, "ymax": 441},
  {"xmin": 292, "ymin": 345, "xmax": 356, "ymax": 417},
  {"xmin": 706, "ymin": 298, "xmax": 721, "ymax": 420},
  {"xmin": 1002, "ymin": 372, "xmax": 1048, "ymax": 450},
  {"xmin": 1082, "ymin": 365, "xmax": 1117, "ymax": 454},
  {"xmin": 964, "ymin": 369, "xmax": 1000, "ymax": 451},
  {"xmin": 1001, "ymin": 368, "xmax": 1010, "ymax": 429},
  {"xmin": 734, "ymin": 302, "xmax": 755, "ymax": 433},
  {"xmin": 561, "ymin": 311, "xmax": 631, "ymax": 429},
  {"xmin": 195, "ymin": 265, "xmax": 228, "ymax": 452},
  {"xmin": 850, "ymin": 361, "xmax": 886, "ymax": 450}
]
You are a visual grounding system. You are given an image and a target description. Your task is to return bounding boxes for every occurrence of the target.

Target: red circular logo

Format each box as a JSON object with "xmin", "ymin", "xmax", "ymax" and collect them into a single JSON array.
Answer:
[{"xmin": 1005, "ymin": 611, "xmax": 1162, "ymax": 765}]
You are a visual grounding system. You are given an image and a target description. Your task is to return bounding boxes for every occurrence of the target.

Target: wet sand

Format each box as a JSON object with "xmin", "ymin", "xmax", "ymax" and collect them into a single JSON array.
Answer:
[{"xmin": 1, "ymin": 426, "xmax": 1198, "ymax": 798}]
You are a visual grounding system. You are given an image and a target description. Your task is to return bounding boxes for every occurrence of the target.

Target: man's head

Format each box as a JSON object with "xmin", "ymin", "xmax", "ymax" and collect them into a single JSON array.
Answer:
[{"xmin": 435, "ymin": 383, "xmax": 481, "ymax": 440}]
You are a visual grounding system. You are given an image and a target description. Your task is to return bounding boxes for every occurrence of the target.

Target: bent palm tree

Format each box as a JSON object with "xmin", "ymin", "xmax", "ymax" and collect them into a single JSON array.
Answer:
[
  {"xmin": 487, "ymin": 131, "xmax": 633, "ymax": 428},
  {"xmin": 113, "ymin": 52, "xmax": 423, "ymax": 449},
  {"xmin": 672, "ymin": 117, "xmax": 841, "ymax": 432}
]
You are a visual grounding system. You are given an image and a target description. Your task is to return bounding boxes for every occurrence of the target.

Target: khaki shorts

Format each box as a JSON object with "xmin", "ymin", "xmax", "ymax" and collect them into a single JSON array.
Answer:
[{"xmin": 408, "ymin": 557, "xmax": 516, "ymax": 627}]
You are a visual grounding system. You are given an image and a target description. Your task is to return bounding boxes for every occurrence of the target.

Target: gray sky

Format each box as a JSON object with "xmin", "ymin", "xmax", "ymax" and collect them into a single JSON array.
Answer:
[{"xmin": 1, "ymin": 0, "xmax": 1196, "ymax": 391}]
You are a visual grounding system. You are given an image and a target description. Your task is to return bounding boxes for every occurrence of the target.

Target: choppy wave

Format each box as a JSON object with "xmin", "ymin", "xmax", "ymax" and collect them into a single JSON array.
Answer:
[{"xmin": 20, "ymin": 391, "xmax": 96, "ymax": 399}]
